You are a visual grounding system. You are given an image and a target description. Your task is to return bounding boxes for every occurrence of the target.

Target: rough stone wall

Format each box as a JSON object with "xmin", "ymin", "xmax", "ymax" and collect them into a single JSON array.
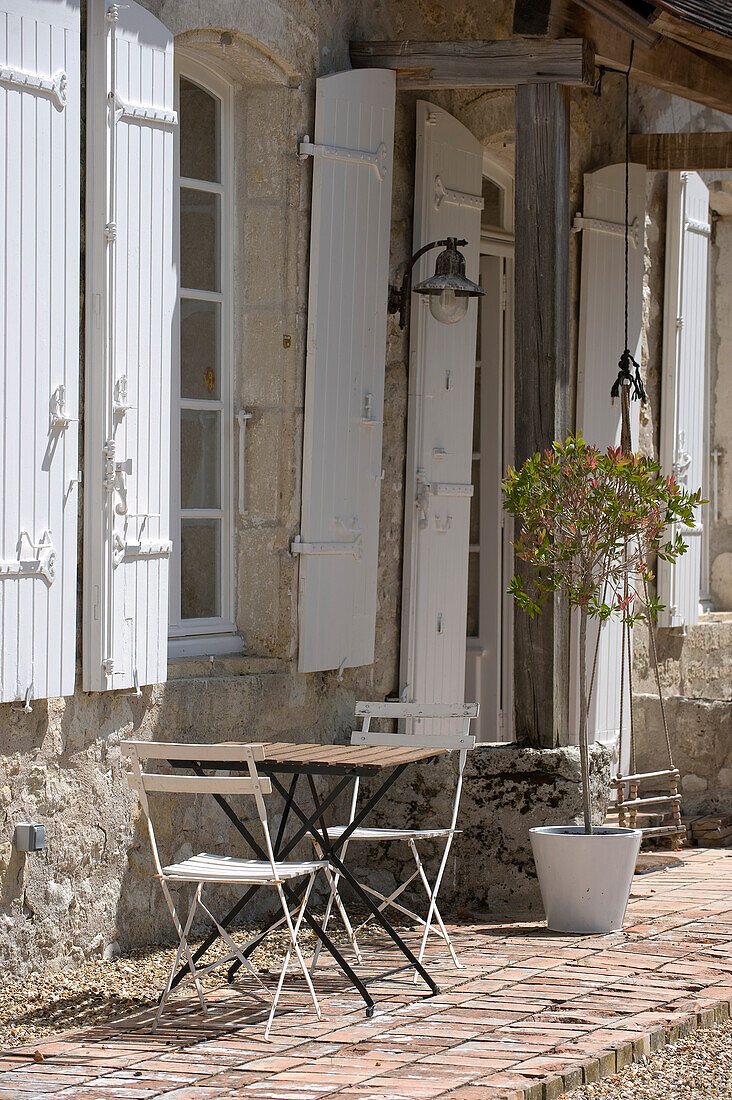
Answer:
[
  {"xmin": 633, "ymin": 621, "xmax": 732, "ymax": 817},
  {"xmin": 710, "ymin": 216, "xmax": 732, "ymax": 608},
  {"xmin": 0, "ymin": 0, "xmax": 693, "ymax": 976},
  {"xmin": 347, "ymin": 742, "xmax": 612, "ymax": 914}
]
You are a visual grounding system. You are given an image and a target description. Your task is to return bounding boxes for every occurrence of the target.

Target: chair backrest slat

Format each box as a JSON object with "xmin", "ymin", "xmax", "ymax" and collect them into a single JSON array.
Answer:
[
  {"xmin": 351, "ymin": 731, "xmax": 475, "ymax": 750},
  {"xmin": 354, "ymin": 702, "xmax": 478, "ymax": 719},
  {"xmin": 136, "ymin": 773, "xmax": 272, "ymax": 796},
  {"xmin": 122, "ymin": 740, "xmax": 267, "ymax": 763}
]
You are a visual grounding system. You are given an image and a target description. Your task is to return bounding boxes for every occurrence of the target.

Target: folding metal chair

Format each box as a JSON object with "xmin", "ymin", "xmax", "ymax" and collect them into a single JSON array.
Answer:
[
  {"xmin": 311, "ymin": 702, "xmax": 478, "ymax": 977},
  {"xmin": 122, "ymin": 740, "xmax": 328, "ymax": 1037}
]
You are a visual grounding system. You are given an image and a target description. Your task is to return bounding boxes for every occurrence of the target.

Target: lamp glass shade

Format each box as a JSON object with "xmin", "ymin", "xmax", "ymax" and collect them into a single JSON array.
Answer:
[
  {"xmin": 412, "ymin": 238, "xmax": 484, "ymax": 325},
  {"xmin": 429, "ymin": 289, "xmax": 469, "ymax": 325}
]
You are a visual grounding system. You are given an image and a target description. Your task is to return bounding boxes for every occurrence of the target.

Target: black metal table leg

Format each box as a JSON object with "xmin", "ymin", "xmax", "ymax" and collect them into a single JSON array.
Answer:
[{"xmin": 268, "ymin": 768, "xmax": 441, "ymax": 996}]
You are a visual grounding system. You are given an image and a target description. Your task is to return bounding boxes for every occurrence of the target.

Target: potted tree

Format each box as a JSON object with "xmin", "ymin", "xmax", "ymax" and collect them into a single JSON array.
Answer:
[{"xmin": 502, "ymin": 434, "xmax": 701, "ymax": 933}]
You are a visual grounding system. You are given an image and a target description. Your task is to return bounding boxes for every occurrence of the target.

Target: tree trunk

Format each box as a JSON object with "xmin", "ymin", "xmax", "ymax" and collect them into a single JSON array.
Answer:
[{"xmin": 578, "ymin": 605, "xmax": 593, "ymax": 834}]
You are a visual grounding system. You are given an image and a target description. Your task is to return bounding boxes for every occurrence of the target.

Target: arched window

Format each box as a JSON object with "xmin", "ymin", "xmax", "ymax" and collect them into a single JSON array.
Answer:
[{"xmin": 169, "ymin": 58, "xmax": 236, "ymax": 653}]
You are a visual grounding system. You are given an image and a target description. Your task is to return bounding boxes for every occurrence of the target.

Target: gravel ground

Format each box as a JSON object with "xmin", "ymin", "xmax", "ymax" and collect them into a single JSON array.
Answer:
[
  {"xmin": 559, "ymin": 1019, "xmax": 732, "ymax": 1099},
  {"xmin": 0, "ymin": 917, "xmax": 366, "ymax": 1050}
]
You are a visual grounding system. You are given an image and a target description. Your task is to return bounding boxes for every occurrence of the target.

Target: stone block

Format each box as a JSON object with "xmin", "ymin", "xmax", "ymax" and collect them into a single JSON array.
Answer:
[
  {"xmin": 597, "ymin": 1051, "xmax": 617, "ymax": 1076},
  {"xmin": 682, "ymin": 773, "xmax": 708, "ymax": 794},
  {"xmin": 582, "ymin": 1060, "xmax": 600, "ymax": 1083},
  {"xmin": 542, "ymin": 1076, "xmax": 564, "ymax": 1099},
  {"xmin": 561, "ymin": 1066, "xmax": 584, "ymax": 1091}
]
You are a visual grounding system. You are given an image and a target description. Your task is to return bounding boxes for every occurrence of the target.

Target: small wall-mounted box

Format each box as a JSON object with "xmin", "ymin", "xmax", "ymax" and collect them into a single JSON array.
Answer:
[{"xmin": 14, "ymin": 823, "xmax": 45, "ymax": 853}]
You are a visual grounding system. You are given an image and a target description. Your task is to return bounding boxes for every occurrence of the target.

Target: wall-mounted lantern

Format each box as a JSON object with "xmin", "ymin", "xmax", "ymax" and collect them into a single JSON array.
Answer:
[{"xmin": 388, "ymin": 237, "xmax": 484, "ymax": 329}]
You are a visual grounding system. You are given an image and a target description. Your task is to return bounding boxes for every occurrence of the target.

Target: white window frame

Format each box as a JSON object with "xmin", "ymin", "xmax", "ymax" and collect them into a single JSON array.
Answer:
[
  {"xmin": 466, "ymin": 151, "xmax": 515, "ymax": 743},
  {"xmin": 168, "ymin": 54, "xmax": 239, "ymax": 657}
]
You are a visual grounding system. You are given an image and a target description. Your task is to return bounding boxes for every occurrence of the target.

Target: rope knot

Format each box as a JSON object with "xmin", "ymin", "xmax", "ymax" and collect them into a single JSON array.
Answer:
[{"xmin": 611, "ymin": 348, "xmax": 647, "ymax": 405}]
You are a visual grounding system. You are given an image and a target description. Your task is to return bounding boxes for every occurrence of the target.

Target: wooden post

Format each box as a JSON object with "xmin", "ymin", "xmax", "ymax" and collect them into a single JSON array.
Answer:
[{"xmin": 514, "ymin": 82, "xmax": 571, "ymax": 749}]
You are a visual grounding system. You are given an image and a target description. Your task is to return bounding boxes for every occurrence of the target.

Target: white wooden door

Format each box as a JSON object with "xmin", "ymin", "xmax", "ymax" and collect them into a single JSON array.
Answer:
[
  {"xmin": 571, "ymin": 162, "xmax": 646, "ymax": 767},
  {"xmin": 296, "ymin": 69, "xmax": 396, "ymax": 673},
  {"xmin": 465, "ymin": 248, "xmax": 514, "ymax": 742},
  {"xmin": 658, "ymin": 172, "xmax": 709, "ymax": 629},
  {"xmin": 83, "ymin": 0, "xmax": 176, "ymax": 692},
  {"xmin": 400, "ymin": 102, "xmax": 483, "ymax": 723},
  {"xmin": 0, "ymin": 0, "xmax": 80, "ymax": 703}
]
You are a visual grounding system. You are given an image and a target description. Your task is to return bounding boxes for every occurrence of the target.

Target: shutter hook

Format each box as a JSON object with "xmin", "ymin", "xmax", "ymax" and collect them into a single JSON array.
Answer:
[
  {"xmin": 14, "ymin": 685, "xmax": 33, "ymax": 714},
  {"xmin": 336, "ymin": 657, "xmax": 347, "ymax": 682},
  {"xmin": 123, "ymin": 668, "xmax": 142, "ymax": 698}
]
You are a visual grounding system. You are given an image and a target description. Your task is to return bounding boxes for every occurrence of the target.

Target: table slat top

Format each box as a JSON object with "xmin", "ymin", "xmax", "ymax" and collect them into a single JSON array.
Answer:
[
  {"xmin": 258, "ymin": 741, "xmax": 446, "ymax": 770},
  {"xmin": 160, "ymin": 740, "xmax": 446, "ymax": 774}
]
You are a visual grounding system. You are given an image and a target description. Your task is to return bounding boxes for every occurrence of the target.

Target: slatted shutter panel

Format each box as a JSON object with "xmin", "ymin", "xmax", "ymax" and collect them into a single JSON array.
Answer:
[
  {"xmin": 83, "ymin": 0, "xmax": 175, "ymax": 692},
  {"xmin": 400, "ymin": 102, "xmax": 483, "ymax": 718},
  {"xmin": 571, "ymin": 162, "xmax": 646, "ymax": 753},
  {"xmin": 295, "ymin": 69, "xmax": 396, "ymax": 673},
  {"xmin": 658, "ymin": 171, "xmax": 709, "ymax": 629},
  {"xmin": 0, "ymin": 0, "xmax": 80, "ymax": 703}
]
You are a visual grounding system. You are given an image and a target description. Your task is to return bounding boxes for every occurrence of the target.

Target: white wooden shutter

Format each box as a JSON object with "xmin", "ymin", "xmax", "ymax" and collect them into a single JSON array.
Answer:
[
  {"xmin": 296, "ymin": 69, "xmax": 396, "ymax": 673},
  {"xmin": 657, "ymin": 171, "xmax": 709, "ymax": 629},
  {"xmin": 571, "ymin": 162, "xmax": 646, "ymax": 756},
  {"xmin": 0, "ymin": 0, "xmax": 80, "ymax": 703},
  {"xmin": 400, "ymin": 102, "xmax": 483, "ymax": 715},
  {"xmin": 83, "ymin": 0, "xmax": 175, "ymax": 692}
]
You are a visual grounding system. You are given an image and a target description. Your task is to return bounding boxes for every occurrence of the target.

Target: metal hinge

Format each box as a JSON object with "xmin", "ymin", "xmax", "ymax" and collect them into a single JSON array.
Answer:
[
  {"xmin": 433, "ymin": 175, "xmax": 484, "ymax": 212},
  {"xmin": 298, "ymin": 135, "xmax": 387, "ymax": 181},
  {"xmin": 0, "ymin": 531, "xmax": 56, "ymax": 585},
  {"xmin": 685, "ymin": 216, "xmax": 711, "ymax": 238},
  {"xmin": 0, "ymin": 63, "xmax": 67, "ymax": 109},
  {"xmin": 113, "ymin": 535, "xmax": 173, "ymax": 568},
  {"xmin": 572, "ymin": 214, "xmax": 640, "ymax": 249},
  {"xmin": 501, "ymin": 272, "xmax": 508, "ymax": 311},
  {"xmin": 291, "ymin": 534, "xmax": 363, "ymax": 560},
  {"xmin": 108, "ymin": 91, "xmax": 178, "ymax": 129}
]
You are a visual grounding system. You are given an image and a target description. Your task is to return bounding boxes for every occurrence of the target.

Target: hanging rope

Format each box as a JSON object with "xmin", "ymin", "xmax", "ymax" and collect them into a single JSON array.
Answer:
[
  {"xmin": 612, "ymin": 42, "xmax": 646, "ymax": 442},
  {"xmin": 604, "ymin": 47, "xmax": 684, "ymax": 846}
]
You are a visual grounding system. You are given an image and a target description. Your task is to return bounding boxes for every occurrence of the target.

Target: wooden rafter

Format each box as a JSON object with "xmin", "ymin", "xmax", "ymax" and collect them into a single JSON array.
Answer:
[
  {"xmin": 572, "ymin": 0, "xmax": 661, "ymax": 48},
  {"xmin": 650, "ymin": 10, "xmax": 732, "ymax": 62},
  {"xmin": 349, "ymin": 38, "xmax": 595, "ymax": 88},
  {"xmin": 564, "ymin": 8, "xmax": 732, "ymax": 113},
  {"xmin": 630, "ymin": 131, "xmax": 732, "ymax": 170}
]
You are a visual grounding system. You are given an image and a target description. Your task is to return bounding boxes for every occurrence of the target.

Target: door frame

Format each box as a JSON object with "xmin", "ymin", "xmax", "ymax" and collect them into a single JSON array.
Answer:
[{"xmin": 466, "ymin": 151, "xmax": 515, "ymax": 743}]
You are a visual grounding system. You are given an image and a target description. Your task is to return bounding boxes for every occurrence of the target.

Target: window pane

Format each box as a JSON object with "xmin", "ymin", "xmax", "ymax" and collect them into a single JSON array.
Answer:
[
  {"xmin": 181, "ymin": 518, "xmax": 221, "ymax": 619},
  {"xmin": 467, "ymin": 552, "xmax": 480, "ymax": 638},
  {"xmin": 481, "ymin": 177, "xmax": 503, "ymax": 229},
  {"xmin": 180, "ymin": 188, "xmax": 220, "ymax": 291},
  {"xmin": 180, "ymin": 409, "xmax": 221, "ymax": 508},
  {"xmin": 179, "ymin": 78, "xmax": 220, "ymax": 183},
  {"xmin": 472, "ymin": 363, "xmax": 481, "ymax": 453},
  {"xmin": 181, "ymin": 299, "xmax": 220, "ymax": 399},
  {"xmin": 470, "ymin": 458, "xmax": 481, "ymax": 545}
]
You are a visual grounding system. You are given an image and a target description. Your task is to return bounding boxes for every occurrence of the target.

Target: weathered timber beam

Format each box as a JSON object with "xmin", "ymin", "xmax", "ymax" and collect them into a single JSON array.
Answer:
[
  {"xmin": 572, "ymin": 0, "xmax": 661, "ymax": 49},
  {"xmin": 630, "ymin": 131, "xmax": 732, "ymax": 170},
  {"xmin": 565, "ymin": 9, "xmax": 732, "ymax": 114},
  {"xmin": 514, "ymin": 83, "xmax": 571, "ymax": 749},
  {"xmin": 349, "ymin": 38, "xmax": 594, "ymax": 88}
]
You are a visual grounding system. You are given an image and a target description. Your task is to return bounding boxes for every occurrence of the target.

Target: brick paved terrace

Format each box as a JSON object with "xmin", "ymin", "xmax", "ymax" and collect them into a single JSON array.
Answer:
[{"xmin": 3, "ymin": 849, "xmax": 732, "ymax": 1100}]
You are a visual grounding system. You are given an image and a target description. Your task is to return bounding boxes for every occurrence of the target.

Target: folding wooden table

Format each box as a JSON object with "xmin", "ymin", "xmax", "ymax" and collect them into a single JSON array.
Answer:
[{"xmin": 166, "ymin": 740, "xmax": 447, "ymax": 1016}]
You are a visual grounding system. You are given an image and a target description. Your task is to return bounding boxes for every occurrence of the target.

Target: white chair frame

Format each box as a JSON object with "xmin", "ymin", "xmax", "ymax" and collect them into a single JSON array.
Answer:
[
  {"xmin": 122, "ymin": 740, "xmax": 327, "ymax": 1038},
  {"xmin": 312, "ymin": 702, "xmax": 478, "ymax": 978}
]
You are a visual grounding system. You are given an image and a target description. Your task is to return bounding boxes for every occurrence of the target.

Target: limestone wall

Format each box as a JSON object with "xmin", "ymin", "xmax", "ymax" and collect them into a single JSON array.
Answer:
[
  {"xmin": 633, "ymin": 620, "xmax": 732, "ymax": 817},
  {"xmin": 0, "ymin": 0, "xmax": 692, "ymax": 976}
]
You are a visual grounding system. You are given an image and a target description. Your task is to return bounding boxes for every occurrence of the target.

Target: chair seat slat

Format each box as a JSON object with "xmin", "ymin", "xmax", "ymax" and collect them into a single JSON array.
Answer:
[{"xmin": 140, "ymin": 773, "xmax": 272, "ymax": 796}]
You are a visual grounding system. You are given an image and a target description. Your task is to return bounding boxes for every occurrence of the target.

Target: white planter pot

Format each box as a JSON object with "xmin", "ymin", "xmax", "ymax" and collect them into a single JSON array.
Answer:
[{"xmin": 530, "ymin": 825, "xmax": 642, "ymax": 934}]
